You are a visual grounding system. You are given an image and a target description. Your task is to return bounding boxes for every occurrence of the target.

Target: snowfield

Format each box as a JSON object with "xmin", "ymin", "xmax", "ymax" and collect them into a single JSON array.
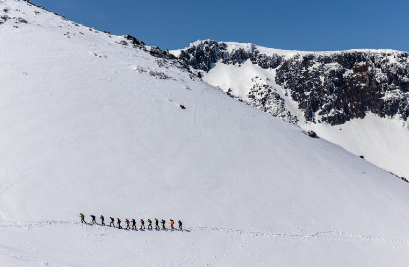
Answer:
[{"xmin": 1, "ymin": 1, "xmax": 409, "ymax": 266}]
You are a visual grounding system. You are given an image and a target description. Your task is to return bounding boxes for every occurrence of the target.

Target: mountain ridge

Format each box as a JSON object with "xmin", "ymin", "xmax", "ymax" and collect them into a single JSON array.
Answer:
[{"xmin": 177, "ymin": 39, "xmax": 407, "ymax": 56}]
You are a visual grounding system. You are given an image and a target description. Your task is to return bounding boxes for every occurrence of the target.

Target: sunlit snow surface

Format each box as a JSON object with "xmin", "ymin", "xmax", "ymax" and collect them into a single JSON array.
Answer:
[{"xmin": 1, "ymin": 1, "xmax": 409, "ymax": 266}]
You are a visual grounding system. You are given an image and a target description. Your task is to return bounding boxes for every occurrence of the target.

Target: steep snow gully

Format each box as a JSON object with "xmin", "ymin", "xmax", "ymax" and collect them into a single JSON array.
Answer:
[{"xmin": 1, "ymin": 1, "xmax": 409, "ymax": 266}]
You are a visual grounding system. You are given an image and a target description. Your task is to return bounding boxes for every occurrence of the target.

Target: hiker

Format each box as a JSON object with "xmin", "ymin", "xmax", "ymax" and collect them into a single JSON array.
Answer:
[
  {"xmin": 109, "ymin": 217, "xmax": 115, "ymax": 227},
  {"xmin": 170, "ymin": 219, "xmax": 174, "ymax": 230},
  {"xmin": 90, "ymin": 215, "xmax": 96, "ymax": 224},
  {"xmin": 126, "ymin": 219, "xmax": 130, "ymax": 229},
  {"xmin": 117, "ymin": 218, "xmax": 122, "ymax": 229},
  {"xmin": 155, "ymin": 218, "xmax": 159, "ymax": 230},
  {"xmin": 161, "ymin": 219, "xmax": 166, "ymax": 229},
  {"xmin": 140, "ymin": 219, "xmax": 145, "ymax": 229},
  {"xmin": 80, "ymin": 213, "xmax": 86, "ymax": 224},
  {"xmin": 147, "ymin": 219, "xmax": 152, "ymax": 230},
  {"xmin": 178, "ymin": 220, "xmax": 182, "ymax": 230},
  {"xmin": 132, "ymin": 219, "xmax": 137, "ymax": 230},
  {"xmin": 100, "ymin": 215, "xmax": 105, "ymax": 226}
]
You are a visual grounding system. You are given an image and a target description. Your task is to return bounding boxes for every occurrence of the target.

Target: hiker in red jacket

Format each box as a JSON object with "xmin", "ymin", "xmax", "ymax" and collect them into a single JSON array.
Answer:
[{"xmin": 125, "ymin": 219, "xmax": 130, "ymax": 229}]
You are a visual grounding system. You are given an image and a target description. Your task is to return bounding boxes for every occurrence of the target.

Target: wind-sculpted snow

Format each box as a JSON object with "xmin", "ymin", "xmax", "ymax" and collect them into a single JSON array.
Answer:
[{"xmin": 1, "ymin": 1, "xmax": 409, "ymax": 266}]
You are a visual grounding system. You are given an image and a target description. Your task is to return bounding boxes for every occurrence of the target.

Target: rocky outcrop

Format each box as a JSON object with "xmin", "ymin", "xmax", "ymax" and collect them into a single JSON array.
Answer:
[
  {"xmin": 276, "ymin": 52, "xmax": 409, "ymax": 125},
  {"xmin": 244, "ymin": 77, "xmax": 298, "ymax": 124},
  {"xmin": 178, "ymin": 40, "xmax": 283, "ymax": 72}
]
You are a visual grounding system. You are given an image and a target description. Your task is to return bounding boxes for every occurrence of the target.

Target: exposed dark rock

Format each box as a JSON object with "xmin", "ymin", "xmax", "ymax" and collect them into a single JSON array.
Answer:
[
  {"xmin": 124, "ymin": 34, "xmax": 145, "ymax": 46},
  {"xmin": 307, "ymin": 130, "xmax": 317, "ymax": 138},
  {"xmin": 1, "ymin": 14, "xmax": 9, "ymax": 21},
  {"xmin": 276, "ymin": 51, "xmax": 409, "ymax": 125},
  {"xmin": 148, "ymin": 70, "xmax": 170, "ymax": 79},
  {"xmin": 178, "ymin": 40, "xmax": 283, "ymax": 72},
  {"xmin": 389, "ymin": 172, "xmax": 409, "ymax": 183},
  {"xmin": 149, "ymin": 46, "xmax": 177, "ymax": 60},
  {"xmin": 118, "ymin": 40, "xmax": 128, "ymax": 46},
  {"xmin": 15, "ymin": 17, "xmax": 28, "ymax": 23}
]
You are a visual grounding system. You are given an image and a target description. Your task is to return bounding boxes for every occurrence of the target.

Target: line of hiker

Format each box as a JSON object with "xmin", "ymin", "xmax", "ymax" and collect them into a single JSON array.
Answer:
[{"xmin": 80, "ymin": 213, "xmax": 182, "ymax": 230}]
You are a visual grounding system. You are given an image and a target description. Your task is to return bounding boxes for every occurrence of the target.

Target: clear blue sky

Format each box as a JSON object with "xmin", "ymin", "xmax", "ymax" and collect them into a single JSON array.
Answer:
[{"xmin": 33, "ymin": 0, "xmax": 408, "ymax": 52}]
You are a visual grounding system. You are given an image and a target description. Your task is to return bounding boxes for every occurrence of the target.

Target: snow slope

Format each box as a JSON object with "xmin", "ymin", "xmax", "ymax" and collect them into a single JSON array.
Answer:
[
  {"xmin": 204, "ymin": 60, "xmax": 276, "ymax": 99},
  {"xmin": 1, "ymin": 1, "xmax": 409, "ymax": 266},
  {"xmin": 304, "ymin": 113, "xmax": 409, "ymax": 179}
]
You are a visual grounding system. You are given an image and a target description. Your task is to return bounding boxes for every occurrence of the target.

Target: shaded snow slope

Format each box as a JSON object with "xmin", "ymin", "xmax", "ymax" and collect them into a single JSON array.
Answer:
[
  {"xmin": 1, "ymin": 1, "xmax": 409, "ymax": 266},
  {"xmin": 304, "ymin": 113, "xmax": 409, "ymax": 180}
]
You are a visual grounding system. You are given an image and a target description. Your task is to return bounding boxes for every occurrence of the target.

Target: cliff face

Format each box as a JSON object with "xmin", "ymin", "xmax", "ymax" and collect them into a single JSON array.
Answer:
[
  {"xmin": 178, "ymin": 40, "xmax": 283, "ymax": 72},
  {"xmin": 177, "ymin": 40, "xmax": 409, "ymax": 126},
  {"xmin": 276, "ymin": 52, "xmax": 409, "ymax": 125}
]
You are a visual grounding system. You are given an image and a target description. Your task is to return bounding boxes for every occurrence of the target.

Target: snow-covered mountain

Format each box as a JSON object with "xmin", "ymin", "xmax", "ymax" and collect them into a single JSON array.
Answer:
[
  {"xmin": 1, "ymin": 1, "xmax": 409, "ymax": 266},
  {"xmin": 174, "ymin": 40, "xmax": 409, "ymax": 179}
]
